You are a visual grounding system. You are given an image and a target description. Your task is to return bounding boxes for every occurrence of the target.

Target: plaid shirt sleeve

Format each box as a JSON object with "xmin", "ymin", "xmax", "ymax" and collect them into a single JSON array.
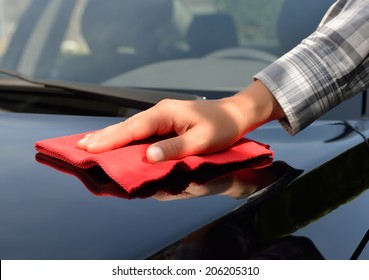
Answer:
[{"xmin": 254, "ymin": 0, "xmax": 369, "ymax": 135}]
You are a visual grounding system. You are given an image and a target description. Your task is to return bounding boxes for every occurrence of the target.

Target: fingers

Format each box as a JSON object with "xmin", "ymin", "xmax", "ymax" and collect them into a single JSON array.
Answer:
[
  {"xmin": 76, "ymin": 107, "xmax": 167, "ymax": 153},
  {"xmin": 78, "ymin": 126, "xmax": 197, "ymax": 163},
  {"xmin": 75, "ymin": 97, "xmax": 247, "ymax": 163},
  {"xmin": 77, "ymin": 114, "xmax": 212, "ymax": 163}
]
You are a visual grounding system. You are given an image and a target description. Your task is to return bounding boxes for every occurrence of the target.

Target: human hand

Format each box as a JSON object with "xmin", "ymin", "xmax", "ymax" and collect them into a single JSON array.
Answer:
[{"xmin": 76, "ymin": 80, "xmax": 284, "ymax": 163}]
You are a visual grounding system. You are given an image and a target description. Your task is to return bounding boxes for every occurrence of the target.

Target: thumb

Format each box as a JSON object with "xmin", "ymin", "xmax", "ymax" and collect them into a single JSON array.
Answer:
[{"xmin": 146, "ymin": 134, "xmax": 198, "ymax": 163}]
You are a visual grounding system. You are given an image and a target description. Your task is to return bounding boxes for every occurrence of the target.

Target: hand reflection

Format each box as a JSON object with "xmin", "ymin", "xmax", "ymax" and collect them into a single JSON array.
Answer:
[{"xmin": 154, "ymin": 161, "xmax": 302, "ymax": 201}]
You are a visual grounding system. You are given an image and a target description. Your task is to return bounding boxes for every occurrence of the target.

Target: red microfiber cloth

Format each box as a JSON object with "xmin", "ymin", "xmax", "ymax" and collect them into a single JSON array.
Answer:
[{"xmin": 35, "ymin": 132, "xmax": 273, "ymax": 194}]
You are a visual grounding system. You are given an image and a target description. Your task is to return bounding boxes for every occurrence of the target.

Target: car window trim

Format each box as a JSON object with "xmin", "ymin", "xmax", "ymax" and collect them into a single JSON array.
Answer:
[{"xmin": 0, "ymin": 68, "xmax": 205, "ymax": 110}]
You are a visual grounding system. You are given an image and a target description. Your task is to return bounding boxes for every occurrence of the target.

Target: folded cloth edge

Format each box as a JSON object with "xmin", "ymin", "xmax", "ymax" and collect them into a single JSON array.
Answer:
[{"xmin": 35, "ymin": 133, "xmax": 274, "ymax": 193}]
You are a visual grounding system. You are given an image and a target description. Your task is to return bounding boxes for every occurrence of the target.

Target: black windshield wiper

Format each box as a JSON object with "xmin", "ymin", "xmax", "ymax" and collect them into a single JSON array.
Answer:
[{"xmin": 0, "ymin": 68, "xmax": 205, "ymax": 110}]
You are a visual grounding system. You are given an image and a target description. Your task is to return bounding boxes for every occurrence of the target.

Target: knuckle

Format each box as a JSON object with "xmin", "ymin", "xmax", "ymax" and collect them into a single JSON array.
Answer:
[
  {"xmin": 156, "ymin": 98, "xmax": 180, "ymax": 111},
  {"xmin": 123, "ymin": 115, "xmax": 140, "ymax": 133}
]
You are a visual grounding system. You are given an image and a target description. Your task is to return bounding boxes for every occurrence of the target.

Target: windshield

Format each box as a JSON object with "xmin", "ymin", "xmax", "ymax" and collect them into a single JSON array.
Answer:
[{"xmin": 0, "ymin": 0, "xmax": 335, "ymax": 95}]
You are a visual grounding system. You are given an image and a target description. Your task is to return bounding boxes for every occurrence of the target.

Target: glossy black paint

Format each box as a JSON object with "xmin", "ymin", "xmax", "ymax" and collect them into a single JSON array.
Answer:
[
  {"xmin": 151, "ymin": 121, "xmax": 369, "ymax": 259},
  {"xmin": 0, "ymin": 113, "xmax": 261, "ymax": 259},
  {"xmin": 0, "ymin": 112, "xmax": 369, "ymax": 259}
]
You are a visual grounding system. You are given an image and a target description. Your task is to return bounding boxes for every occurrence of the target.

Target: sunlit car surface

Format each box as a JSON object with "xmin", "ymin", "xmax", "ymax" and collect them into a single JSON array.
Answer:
[{"xmin": 0, "ymin": 0, "xmax": 368, "ymax": 260}]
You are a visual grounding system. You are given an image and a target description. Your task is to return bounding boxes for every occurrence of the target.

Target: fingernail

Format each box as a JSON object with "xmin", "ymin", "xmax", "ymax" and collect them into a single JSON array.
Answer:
[
  {"xmin": 147, "ymin": 146, "xmax": 164, "ymax": 162},
  {"xmin": 77, "ymin": 134, "xmax": 91, "ymax": 144}
]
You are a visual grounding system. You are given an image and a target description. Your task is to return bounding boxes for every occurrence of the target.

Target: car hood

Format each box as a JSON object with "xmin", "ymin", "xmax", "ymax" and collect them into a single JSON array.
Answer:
[{"xmin": 1, "ymin": 112, "xmax": 369, "ymax": 259}]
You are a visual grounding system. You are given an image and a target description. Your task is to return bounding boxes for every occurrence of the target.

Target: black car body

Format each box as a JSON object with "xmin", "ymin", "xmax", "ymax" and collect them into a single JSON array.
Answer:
[{"xmin": 0, "ymin": 0, "xmax": 368, "ymax": 260}]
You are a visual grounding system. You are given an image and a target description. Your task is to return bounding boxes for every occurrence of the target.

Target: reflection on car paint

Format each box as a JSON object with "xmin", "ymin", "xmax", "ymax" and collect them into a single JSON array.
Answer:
[
  {"xmin": 35, "ymin": 153, "xmax": 288, "ymax": 200},
  {"xmin": 149, "ymin": 142, "xmax": 369, "ymax": 259}
]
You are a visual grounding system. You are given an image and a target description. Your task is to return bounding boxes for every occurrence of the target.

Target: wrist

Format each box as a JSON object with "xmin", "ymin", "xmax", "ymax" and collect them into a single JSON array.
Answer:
[{"xmin": 224, "ymin": 80, "xmax": 285, "ymax": 134}]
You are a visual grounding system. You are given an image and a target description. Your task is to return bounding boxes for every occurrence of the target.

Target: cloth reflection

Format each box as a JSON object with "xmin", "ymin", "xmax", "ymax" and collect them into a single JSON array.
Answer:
[{"xmin": 35, "ymin": 153, "xmax": 300, "ymax": 201}]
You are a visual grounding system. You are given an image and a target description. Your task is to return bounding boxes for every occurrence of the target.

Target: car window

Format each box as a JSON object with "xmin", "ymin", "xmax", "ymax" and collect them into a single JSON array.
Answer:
[
  {"xmin": 0, "ymin": 0, "xmax": 31, "ymax": 65},
  {"xmin": 56, "ymin": 0, "xmax": 287, "ymax": 85},
  {"xmin": 214, "ymin": 0, "xmax": 284, "ymax": 50},
  {"xmin": 0, "ymin": 0, "xmax": 336, "ymax": 92}
]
